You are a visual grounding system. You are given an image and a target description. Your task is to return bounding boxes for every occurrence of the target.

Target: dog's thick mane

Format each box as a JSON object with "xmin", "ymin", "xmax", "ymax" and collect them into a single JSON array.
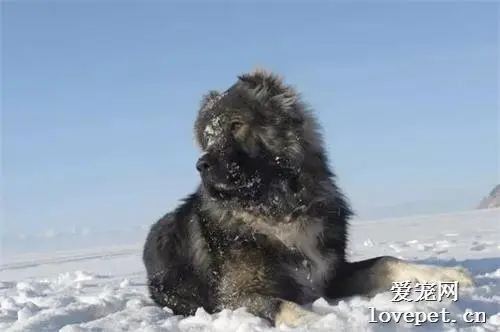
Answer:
[{"xmin": 195, "ymin": 68, "xmax": 353, "ymax": 251}]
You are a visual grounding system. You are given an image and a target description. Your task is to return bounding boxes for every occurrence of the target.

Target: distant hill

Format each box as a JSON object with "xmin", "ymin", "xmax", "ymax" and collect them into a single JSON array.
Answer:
[{"xmin": 477, "ymin": 184, "xmax": 500, "ymax": 209}]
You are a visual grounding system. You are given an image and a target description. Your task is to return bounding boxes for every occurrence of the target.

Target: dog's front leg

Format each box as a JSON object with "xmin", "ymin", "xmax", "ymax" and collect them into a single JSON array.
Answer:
[{"xmin": 216, "ymin": 253, "xmax": 321, "ymax": 327}]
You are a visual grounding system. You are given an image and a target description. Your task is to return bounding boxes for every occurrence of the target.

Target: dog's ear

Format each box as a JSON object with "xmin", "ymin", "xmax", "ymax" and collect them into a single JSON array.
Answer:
[
  {"xmin": 237, "ymin": 68, "xmax": 303, "ymax": 124},
  {"xmin": 199, "ymin": 90, "xmax": 222, "ymax": 113}
]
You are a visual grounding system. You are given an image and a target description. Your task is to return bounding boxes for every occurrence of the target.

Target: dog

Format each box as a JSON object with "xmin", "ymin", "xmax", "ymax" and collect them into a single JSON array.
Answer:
[{"xmin": 142, "ymin": 68, "xmax": 474, "ymax": 327}]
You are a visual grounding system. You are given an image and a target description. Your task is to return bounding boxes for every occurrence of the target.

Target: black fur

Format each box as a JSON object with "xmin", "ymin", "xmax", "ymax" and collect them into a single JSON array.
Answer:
[{"xmin": 143, "ymin": 69, "xmax": 474, "ymax": 326}]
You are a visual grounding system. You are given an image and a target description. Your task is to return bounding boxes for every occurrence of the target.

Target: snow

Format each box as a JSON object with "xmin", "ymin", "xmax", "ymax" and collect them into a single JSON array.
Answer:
[
  {"xmin": 202, "ymin": 91, "xmax": 228, "ymax": 148},
  {"xmin": 1, "ymin": 208, "xmax": 499, "ymax": 331}
]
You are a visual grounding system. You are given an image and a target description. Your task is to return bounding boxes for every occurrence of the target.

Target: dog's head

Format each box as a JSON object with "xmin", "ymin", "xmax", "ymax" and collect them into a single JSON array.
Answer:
[{"xmin": 194, "ymin": 69, "xmax": 326, "ymax": 213}]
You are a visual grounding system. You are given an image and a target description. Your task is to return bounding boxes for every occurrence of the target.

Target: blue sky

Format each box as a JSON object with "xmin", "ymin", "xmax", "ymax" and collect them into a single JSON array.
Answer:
[{"xmin": 3, "ymin": 2, "xmax": 498, "ymax": 237}]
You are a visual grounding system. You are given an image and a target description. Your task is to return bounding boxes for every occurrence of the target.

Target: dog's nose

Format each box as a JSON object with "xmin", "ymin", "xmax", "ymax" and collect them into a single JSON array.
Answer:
[{"xmin": 196, "ymin": 154, "xmax": 213, "ymax": 172}]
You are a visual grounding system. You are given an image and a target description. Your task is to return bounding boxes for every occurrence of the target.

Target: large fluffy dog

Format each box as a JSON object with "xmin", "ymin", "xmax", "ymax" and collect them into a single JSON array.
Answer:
[{"xmin": 142, "ymin": 69, "xmax": 474, "ymax": 327}]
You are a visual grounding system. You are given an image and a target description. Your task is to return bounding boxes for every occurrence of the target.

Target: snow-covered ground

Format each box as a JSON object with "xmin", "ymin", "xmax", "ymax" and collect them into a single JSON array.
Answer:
[{"xmin": 1, "ymin": 208, "xmax": 499, "ymax": 331}]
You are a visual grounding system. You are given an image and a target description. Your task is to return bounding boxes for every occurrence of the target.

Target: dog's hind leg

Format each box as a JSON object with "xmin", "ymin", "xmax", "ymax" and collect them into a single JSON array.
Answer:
[
  {"xmin": 326, "ymin": 256, "xmax": 474, "ymax": 299},
  {"xmin": 146, "ymin": 268, "xmax": 212, "ymax": 316}
]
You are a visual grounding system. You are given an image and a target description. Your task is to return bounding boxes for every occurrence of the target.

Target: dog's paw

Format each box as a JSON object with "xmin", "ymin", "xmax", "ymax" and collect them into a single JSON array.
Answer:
[
  {"xmin": 275, "ymin": 301, "xmax": 322, "ymax": 328},
  {"xmin": 438, "ymin": 266, "xmax": 474, "ymax": 287},
  {"xmin": 275, "ymin": 311, "xmax": 321, "ymax": 328},
  {"xmin": 414, "ymin": 265, "xmax": 475, "ymax": 288}
]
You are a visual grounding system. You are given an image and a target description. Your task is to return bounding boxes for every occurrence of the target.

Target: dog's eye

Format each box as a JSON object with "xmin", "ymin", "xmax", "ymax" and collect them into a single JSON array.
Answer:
[{"xmin": 230, "ymin": 121, "xmax": 243, "ymax": 133}]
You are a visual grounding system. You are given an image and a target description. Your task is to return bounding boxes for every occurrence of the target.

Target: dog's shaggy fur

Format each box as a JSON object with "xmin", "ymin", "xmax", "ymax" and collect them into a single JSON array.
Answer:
[{"xmin": 142, "ymin": 69, "xmax": 474, "ymax": 327}]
